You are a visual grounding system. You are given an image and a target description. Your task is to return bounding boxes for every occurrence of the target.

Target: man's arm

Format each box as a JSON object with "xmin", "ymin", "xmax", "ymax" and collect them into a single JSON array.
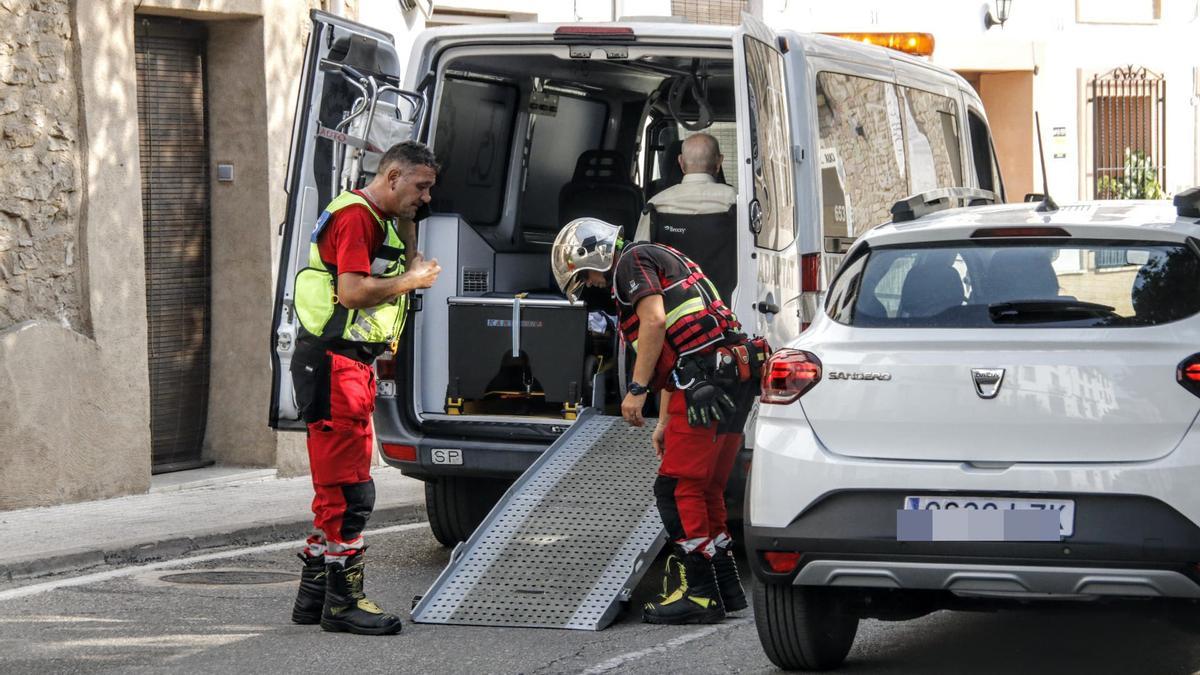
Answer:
[
  {"xmin": 620, "ymin": 294, "xmax": 667, "ymax": 427},
  {"xmin": 337, "ymin": 253, "xmax": 441, "ymax": 309},
  {"xmin": 630, "ymin": 294, "xmax": 666, "ymax": 386}
]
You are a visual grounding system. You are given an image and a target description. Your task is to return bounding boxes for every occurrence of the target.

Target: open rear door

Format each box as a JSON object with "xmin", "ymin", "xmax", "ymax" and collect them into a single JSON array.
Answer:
[
  {"xmin": 734, "ymin": 14, "xmax": 801, "ymax": 348},
  {"xmin": 269, "ymin": 10, "xmax": 423, "ymax": 429}
]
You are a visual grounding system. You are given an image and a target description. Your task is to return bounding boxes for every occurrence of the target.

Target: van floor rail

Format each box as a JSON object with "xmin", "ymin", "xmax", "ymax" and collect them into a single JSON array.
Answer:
[{"xmin": 411, "ymin": 409, "xmax": 664, "ymax": 630}]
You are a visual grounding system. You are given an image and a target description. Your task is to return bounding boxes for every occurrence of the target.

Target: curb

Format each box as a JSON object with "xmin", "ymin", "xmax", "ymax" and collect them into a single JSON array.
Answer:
[{"xmin": 0, "ymin": 502, "xmax": 427, "ymax": 583}]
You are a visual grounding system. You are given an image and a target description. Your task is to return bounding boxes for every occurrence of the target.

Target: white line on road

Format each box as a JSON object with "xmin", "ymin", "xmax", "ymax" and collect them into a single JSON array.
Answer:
[
  {"xmin": 0, "ymin": 521, "xmax": 429, "ymax": 603},
  {"xmin": 580, "ymin": 617, "xmax": 754, "ymax": 674}
]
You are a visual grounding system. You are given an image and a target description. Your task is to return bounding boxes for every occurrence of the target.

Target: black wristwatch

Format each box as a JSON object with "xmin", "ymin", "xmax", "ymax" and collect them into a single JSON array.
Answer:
[{"xmin": 628, "ymin": 381, "xmax": 649, "ymax": 396}]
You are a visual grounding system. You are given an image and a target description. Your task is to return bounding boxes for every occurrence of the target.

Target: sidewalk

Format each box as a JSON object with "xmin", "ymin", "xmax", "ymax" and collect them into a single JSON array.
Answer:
[{"xmin": 0, "ymin": 466, "xmax": 426, "ymax": 582}]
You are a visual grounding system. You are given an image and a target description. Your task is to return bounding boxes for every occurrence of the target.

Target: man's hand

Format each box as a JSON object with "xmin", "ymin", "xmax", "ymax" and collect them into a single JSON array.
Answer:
[
  {"xmin": 621, "ymin": 391, "xmax": 647, "ymax": 427},
  {"xmin": 652, "ymin": 422, "xmax": 666, "ymax": 459},
  {"xmin": 403, "ymin": 252, "xmax": 441, "ymax": 290}
]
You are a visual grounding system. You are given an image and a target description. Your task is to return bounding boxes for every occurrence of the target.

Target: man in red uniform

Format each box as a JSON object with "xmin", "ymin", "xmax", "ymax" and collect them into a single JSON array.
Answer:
[
  {"xmin": 289, "ymin": 142, "xmax": 440, "ymax": 635},
  {"xmin": 551, "ymin": 218, "xmax": 767, "ymax": 625}
]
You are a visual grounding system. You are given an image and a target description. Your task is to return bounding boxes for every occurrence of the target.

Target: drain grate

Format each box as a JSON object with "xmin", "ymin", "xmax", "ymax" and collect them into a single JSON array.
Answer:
[
  {"xmin": 411, "ymin": 410, "xmax": 664, "ymax": 630},
  {"xmin": 160, "ymin": 570, "xmax": 299, "ymax": 586}
]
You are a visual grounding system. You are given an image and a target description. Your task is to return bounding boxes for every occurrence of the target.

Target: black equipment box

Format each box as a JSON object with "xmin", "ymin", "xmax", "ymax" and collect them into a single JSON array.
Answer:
[{"xmin": 446, "ymin": 295, "xmax": 588, "ymax": 409}]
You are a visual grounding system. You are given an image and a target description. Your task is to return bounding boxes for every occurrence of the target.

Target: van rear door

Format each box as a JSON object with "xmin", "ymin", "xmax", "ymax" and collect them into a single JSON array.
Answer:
[
  {"xmin": 734, "ymin": 15, "xmax": 801, "ymax": 347},
  {"xmin": 269, "ymin": 11, "xmax": 423, "ymax": 429}
]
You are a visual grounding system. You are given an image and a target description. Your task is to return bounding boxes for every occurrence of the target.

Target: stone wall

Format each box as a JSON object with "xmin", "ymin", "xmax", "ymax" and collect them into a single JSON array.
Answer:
[{"xmin": 0, "ymin": 0, "xmax": 83, "ymax": 332}]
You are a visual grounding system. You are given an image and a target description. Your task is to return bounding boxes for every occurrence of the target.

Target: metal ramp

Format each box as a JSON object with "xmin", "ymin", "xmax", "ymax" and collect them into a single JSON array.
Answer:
[{"xmin": 411, "ymin": 410, "xmax": 665, "ymax": 630}]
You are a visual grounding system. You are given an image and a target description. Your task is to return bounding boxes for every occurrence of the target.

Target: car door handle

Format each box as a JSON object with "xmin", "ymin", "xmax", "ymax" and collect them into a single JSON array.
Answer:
[{"xmin": 756, "ymin": 301, "xmax": 780, "ymax": 314}]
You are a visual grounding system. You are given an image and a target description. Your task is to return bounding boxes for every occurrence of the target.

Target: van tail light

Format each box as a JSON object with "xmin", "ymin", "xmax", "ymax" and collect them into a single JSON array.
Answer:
[
  {"xmin": 763, "ymin": 551, "xmax": 802, "ymax": 574},
  {"xmin": 1177, "ymin": 354, "xmax": 1200, "ymax": 397},
  {"xmin": 381, "ymin": 444, "xmax": 418, "ymax": 462},
  {"xmin": 801, "ymin": 253, "xmax": 821, "ymax": 292},
  {"xmin": 554, "ymin": 25, "xmax": 636, "ymax": 40},
  {"xmin": 761, "ymin": 349, "xmax": 822, "ymax": 404},
  {"xmin": 971, "ymin": 226, "xmax": 1071, "ymax": 238},
  {"xmin": 376, "ymin": 354, "xmax": 397, "ymax": 381}
]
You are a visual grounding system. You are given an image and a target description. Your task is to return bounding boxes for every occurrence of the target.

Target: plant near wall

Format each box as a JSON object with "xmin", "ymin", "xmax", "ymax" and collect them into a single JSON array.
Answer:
[{"xmin": 1097, "ymin": 148, "xmax": 1165, "ymax": 200}]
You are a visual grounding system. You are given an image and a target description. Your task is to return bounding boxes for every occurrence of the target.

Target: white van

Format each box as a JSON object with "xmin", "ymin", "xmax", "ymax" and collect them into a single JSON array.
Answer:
[{"xmin": 268, "ymin": 11, "xmax": 1006, "ymax": 545}]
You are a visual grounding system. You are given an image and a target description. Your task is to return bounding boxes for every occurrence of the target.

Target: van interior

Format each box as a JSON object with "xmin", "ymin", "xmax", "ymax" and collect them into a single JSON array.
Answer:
[{"xmin": 404, "ymin": 46, "xmax": 741, "ymax": 423}]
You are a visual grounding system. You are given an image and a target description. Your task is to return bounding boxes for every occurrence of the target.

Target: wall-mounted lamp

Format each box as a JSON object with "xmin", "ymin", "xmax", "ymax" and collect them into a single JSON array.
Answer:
[{"xmin": 984, "ymin": 0, "xmax": 1012, "ymax": 29}]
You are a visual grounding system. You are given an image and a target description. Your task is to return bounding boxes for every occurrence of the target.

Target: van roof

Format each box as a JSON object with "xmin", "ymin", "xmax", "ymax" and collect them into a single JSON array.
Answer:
[
  {"xmin": 865, "ymin": 201, "xmax": 1199, "ymax": 245},
  {"xmin": 414, "ymin": 22, "xmax": 952, "ymax": 71}
]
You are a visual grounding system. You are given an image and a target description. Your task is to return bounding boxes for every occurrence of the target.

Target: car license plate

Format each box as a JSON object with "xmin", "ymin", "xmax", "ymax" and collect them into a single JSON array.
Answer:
[
  {"xmin": 431, "ymin": 448, "xmax": 463, "ymax": 466},
  {"xmin": 897, "ymin": 494, "xmax": 1075, "ymax": 540}
]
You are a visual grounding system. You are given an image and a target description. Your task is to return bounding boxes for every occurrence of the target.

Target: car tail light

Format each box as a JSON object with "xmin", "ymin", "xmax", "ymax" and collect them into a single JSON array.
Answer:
[
  {"xmin": 761, "ymin": 349, "xmax": 821, "ymax": 404},
  {"xmin": 376, "ymin": 354, "xmax": 397, "ymax": 381},
  {"xmin": 971, "ymin": 226, "xmax": 1071, "ymax": 238},
  {"xmin": 381, "ymin": 444, "xmax": 418, "ymax": 462},
  {"xmin": 1177, "ymin": 354, "xmax": 1200, "ymax": 397},
  {"xmin": 763, "ymin": 551, "xmax": 802, "ymax": 574}
]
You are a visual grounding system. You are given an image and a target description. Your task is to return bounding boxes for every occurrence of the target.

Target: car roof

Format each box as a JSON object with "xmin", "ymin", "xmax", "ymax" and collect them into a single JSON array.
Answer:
[{"xmin": 862, "ymin": 200, "xmax": 1200, "ymax": 246}]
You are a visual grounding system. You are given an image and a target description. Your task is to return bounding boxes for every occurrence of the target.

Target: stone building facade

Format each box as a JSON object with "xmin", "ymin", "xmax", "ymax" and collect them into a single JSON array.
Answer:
[{"xmin": 0, "ymin": 0, "xmax": 343, "ymax": 509}]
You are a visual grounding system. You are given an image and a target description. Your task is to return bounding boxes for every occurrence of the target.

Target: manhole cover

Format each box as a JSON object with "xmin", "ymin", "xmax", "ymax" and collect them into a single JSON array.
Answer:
[{"xmin": 160, "ymin": 570, "xmax": 299, "ymax": 586}]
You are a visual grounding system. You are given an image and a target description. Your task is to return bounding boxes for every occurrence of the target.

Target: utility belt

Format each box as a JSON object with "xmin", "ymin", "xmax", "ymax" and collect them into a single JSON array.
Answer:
[{"xmin": 672, "ymin": 334, "xmax": 772, "ymax": 393}]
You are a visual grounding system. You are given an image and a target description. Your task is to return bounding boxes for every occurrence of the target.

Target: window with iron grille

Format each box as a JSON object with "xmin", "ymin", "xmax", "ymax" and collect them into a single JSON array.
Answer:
[{"xmin": 1088, "ymin": 66, "xmax": 1166, "ymax": 200}]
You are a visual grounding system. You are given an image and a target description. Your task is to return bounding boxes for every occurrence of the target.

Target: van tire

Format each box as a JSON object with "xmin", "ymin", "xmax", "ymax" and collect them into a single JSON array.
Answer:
[
  {"xmin": 753, "ymin": 582, "xmax": 858, "ymax": 671},
  {"xmin": 425, "ymin": 477, "xmax": 509, "ymax": 547}
]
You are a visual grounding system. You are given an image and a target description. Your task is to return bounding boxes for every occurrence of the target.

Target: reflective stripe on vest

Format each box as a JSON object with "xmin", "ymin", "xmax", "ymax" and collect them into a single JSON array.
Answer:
[
  {"xmin": 294, "ymin": 191, "xmax": 408, "ymax": 345},
  {"xmin": 616, "ymin": 242, "xmax": 740, "ymax": 359}
]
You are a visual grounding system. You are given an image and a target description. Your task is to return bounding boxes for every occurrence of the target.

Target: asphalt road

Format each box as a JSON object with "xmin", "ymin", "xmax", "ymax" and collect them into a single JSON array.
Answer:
[{"xmin": 1, "ymin": 523, "xmax": 1199, "ymax": 674}]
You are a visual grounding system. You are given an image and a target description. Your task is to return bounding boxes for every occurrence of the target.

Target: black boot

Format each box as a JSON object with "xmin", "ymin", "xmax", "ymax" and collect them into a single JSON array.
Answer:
[
  {"xmin": 320, "ymin": 552, "xmax": 403, "ymax": 635},
  {"xmin": 291, "ymin": 553, "xmax": 326, "ymax": 624},
  {"xmin": 642, "ymin": 551, "xmax": 725, "ymax": 625},
  {"xmin": 712, "ymin": 545, "xmax": 748, "ymax": 612},
  {"xmin": 654, "ymin": 548, "xmax": 682, "ymax": 602}
]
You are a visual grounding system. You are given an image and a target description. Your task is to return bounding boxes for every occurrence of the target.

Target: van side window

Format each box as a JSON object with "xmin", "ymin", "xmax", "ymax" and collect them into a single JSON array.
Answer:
[
  {"xmin": 816, "ymin": 72, "xmax": 909, "ymax": 253},
  {"xmin": 900, "ymin": 87, "xmax": 963, "ymax": 193},
  {"xmin": 522, "ymin": 95, "xmax": 607, "ymax": 232},
  {"xmin": 430, "ymin": 77, "xmax": 519, "ymax": 225},
  {"xmin": 967, "ymin": 109, "xmax": 1003, "ymax": 200},
  {"xmin": 743, "ymin": 36, "xmax": 795, "ymax": 251}
]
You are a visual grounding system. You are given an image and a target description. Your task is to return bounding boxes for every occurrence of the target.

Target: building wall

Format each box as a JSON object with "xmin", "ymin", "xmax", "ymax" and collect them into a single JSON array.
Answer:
[{"xmin": 0, "ymin": 0, "xmax": 321, "ymax": 509}]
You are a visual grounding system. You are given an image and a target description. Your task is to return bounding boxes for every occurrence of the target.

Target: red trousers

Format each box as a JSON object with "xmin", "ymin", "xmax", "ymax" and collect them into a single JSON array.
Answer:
[
  {"xmin": 654, "ymin": 392, "xmax": 742, "ymax": 551},
  {"xmin": 303, "ymin": 351, "xmax": 377, "ymax": 549}
]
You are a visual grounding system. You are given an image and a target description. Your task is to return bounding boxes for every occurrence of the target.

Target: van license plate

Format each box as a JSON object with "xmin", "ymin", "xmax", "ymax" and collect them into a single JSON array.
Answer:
[
  {"xmin": 901, "ymin": 496, "xmax": 1075, "ymax": 539},
  {"xmin": 431, "ymin": 448, "xmax": 463, "ymax": 466}
]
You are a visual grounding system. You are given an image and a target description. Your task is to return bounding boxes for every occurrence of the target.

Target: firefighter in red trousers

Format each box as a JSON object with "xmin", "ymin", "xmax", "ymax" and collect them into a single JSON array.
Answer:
[
  {"xmin": 551, "ymin": 218, "xmax": 769, "ymax": 625},
  {"xmin": 289, "ymin": 142, "xmax": 440, "ymax": 635}
]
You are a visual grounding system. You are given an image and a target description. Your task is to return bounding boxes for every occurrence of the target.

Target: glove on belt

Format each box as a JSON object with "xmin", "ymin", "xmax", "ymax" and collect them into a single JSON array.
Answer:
[{"xmin": 674, "ymin": 356, "xmax": 736, "ymax": 428}]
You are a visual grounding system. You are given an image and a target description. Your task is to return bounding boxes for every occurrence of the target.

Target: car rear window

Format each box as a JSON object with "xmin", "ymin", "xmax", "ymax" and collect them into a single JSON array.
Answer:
[{"xmin": 826, "ymin": 240, "xmax": 1200, "ymax": 328}]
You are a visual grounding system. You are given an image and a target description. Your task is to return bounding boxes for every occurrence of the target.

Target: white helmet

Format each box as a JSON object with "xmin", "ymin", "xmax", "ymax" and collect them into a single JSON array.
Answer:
[{"xmin": 551, "ymin": 218, "xmax": 622, "ymax": 301}]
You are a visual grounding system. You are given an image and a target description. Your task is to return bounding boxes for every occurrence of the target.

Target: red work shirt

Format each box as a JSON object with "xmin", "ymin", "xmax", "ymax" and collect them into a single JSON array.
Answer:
[{"xmin": 316, "ymin": 190, "xmax": 386, "ymax": 275}]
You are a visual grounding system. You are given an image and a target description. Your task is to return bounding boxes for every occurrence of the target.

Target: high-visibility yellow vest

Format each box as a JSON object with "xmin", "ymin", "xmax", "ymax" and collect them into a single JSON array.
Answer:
[{"xmin": 294, "ymin": 191, "xmax": 408, "ymax": 346}]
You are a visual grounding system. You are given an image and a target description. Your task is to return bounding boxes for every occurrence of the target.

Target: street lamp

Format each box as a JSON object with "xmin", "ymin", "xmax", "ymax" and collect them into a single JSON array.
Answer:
[{"xmin": 984, "ymin": 0, "xmax": 1012, "ymax": 29}]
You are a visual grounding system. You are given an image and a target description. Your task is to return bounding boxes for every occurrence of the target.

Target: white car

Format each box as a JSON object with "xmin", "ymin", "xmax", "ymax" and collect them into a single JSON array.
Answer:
[{"xmin": 745, "ymin": 188, "xmax": 1200, "ymax": 671}]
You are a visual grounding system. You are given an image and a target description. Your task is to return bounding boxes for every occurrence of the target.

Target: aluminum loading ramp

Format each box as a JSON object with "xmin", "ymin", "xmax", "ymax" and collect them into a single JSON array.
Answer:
[{"xmin": 411, "ymin": 410, "xmax": 665, "ymax": 630}]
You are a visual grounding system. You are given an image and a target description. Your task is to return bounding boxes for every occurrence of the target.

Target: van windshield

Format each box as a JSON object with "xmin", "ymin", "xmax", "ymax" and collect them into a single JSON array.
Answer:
[{"xmin": 827, "ymin": 241, "xmax": 1200, "ymax": 328}]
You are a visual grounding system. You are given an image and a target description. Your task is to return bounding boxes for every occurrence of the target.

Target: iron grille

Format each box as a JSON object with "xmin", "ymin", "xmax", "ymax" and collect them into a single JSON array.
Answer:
[{"xmin": 1088, "ymin": 66, "xmax": 1167, "ymax": 200}]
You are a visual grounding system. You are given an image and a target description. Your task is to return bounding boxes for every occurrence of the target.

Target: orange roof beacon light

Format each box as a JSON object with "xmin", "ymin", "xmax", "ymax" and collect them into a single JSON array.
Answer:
[{"xmin": 824, "ymin": 32, "xmax": 935, "ymax": 58}]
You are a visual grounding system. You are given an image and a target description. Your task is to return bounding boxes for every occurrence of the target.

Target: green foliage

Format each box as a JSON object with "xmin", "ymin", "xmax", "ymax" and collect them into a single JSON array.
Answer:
[{"xmin": 1097, "ymin": 148, "xmax": 1164, "ymax": 200}]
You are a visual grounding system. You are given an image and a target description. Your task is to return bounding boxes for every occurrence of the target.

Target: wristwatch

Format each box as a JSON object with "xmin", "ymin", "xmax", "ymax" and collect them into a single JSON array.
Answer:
[{"xmin": 628, "ymin": 381, "xmax": 649, "ymax": 396}]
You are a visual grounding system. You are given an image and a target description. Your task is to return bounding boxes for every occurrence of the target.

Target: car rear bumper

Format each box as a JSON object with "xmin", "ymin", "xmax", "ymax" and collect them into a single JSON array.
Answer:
[{"xmin": 744, "ymin": 490, "xmax": 1200, "ymax": 599}]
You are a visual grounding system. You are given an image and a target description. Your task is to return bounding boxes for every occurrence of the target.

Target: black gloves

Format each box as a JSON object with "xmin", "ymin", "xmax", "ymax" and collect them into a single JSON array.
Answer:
[{"xmin": 683, "ymin": 381, "xmax": 736, "ymax": 428}]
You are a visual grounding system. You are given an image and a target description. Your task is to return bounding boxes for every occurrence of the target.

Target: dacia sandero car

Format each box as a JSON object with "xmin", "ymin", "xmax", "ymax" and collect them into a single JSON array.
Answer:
[{"xmin": 745, "ymin": 187, "xmax": 1200, "ymax": 671}]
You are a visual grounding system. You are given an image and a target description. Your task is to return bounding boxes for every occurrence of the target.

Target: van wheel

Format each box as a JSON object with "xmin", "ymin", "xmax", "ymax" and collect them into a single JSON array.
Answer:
[
  {"xmin": 753, "ymin": 582, "xmax": 859, "ymax": 671},
  {"xmin": 425, "ymin": 477, "xmax": 510, "ymax": 547}
]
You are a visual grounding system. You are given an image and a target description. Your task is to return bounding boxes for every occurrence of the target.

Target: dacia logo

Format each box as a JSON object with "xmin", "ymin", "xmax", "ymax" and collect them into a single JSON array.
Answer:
[{"xmin": 828, "ymin": 371, "xmax": 892, "ymax": 381}]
